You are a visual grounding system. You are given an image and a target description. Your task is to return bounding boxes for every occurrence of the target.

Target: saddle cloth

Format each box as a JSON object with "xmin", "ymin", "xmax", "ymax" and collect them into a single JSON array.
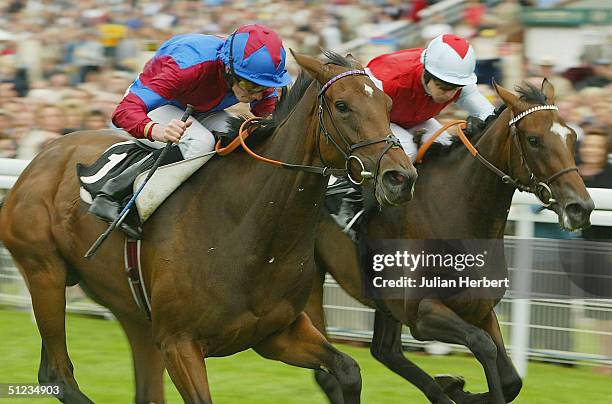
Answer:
[{"xmin": 78, "ymin": 140, "xmax": 214, "ymax": 222}]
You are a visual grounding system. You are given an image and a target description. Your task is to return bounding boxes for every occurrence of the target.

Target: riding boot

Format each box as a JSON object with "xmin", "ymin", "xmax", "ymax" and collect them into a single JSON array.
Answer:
[
  {"xmin": 89, "ymin": 146, "xmax": 185, "ymax": 239},
  {"xmin": 88, "ymin": 155, "xmax": 156, "ymax": 239},
  {"xmin": 331, "ymin": 187, "xmax": 364, "ymax": 241}
]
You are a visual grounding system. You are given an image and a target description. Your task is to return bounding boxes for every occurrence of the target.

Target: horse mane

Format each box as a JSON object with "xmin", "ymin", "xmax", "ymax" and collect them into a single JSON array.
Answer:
[
  {"xmin": 426, "ymin": 81, "xmax": 551, "ymax": 158},
  {"xmin": 515, "ymin": 82, "xmax": 549, "ymax": 105},
  {"xmin": 322, "ymin": 49, "xmax": 354, "ymax": 68},
  {"xmin": 222, "ymin": 50, "xmax": 355, "ymax": 144}
]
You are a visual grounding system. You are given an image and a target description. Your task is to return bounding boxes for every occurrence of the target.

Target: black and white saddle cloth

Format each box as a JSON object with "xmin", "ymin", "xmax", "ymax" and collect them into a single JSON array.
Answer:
[
  {"xmin": 77, "ymin": 140, "xmax": 156, "ymax": 201},
  {"xmin": 77, "ymin": 139, "xmax": 215, "ymax": 224}
]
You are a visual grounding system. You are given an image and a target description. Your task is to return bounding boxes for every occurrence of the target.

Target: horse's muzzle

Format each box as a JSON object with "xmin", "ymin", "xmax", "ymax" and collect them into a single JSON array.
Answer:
[
  {"xmin": 377, "ymin": 168, "xmax": 417, "ymax": 206},
  {"xmin": 560, "ymin": 198, "xmax": 594, "ymax": 231}
]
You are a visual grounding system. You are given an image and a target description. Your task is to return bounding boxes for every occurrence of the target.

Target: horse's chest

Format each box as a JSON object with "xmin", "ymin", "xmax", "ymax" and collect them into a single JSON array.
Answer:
[{"xmin": 205, "ymin": 300, "xmax": 301, "ymax": 356}]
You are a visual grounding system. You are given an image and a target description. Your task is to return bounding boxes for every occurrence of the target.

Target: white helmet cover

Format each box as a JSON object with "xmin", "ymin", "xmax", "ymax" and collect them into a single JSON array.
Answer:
[{"xmin": 421, "ymin": 34, "xmax": 477, "ymax": 86}]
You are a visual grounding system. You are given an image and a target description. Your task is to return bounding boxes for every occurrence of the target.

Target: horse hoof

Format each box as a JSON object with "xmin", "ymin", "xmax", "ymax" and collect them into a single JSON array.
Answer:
[{"xmin": 434, "ymin": 374, "xmax": 466, "ymax": 394}]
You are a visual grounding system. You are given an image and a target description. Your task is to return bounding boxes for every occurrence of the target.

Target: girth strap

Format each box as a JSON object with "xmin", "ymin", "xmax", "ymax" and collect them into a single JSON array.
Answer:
[{"xmin": 124, "ymin": 238, "xmax": 151, "ymax": 320}]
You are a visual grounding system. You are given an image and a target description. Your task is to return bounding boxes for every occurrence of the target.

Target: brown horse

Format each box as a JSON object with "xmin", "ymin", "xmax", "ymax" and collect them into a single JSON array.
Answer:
[
  {"xmin": 305, "ymin": 80, "xmax": 594, "ymax": 404},
  {"xmin": 0, "ymin": 52, "xmax": 417, "ymax": 403}
]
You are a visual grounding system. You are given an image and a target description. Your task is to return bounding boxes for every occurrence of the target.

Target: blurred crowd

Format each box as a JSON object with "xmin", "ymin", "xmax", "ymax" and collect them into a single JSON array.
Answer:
[
  {"xmin": 0, "ymin": 0, "xmax": 433, "ymax": 159},
  {"xmin": 0, "ymin": 0, "xmax": 610, "ymax": 187}
]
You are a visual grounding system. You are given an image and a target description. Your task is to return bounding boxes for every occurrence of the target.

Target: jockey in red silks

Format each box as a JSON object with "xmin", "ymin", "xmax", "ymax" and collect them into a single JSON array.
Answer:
[
  {"xmin": 332, "ymin": 35, "xmax": 497, "ymax": 234},
  {"xmin": 88, "ymin": 24, "xmax": 292, "ymax": 237},
  {"xmin": 365, "ymin": 34, "xmax": 496, "ymax": 159}
]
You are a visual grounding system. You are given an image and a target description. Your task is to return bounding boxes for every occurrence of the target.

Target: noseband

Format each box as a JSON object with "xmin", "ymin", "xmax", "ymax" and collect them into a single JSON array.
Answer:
[
  {"xmin": 316, "ymin": 69, "xmax": 402, "ymax": 185},
  {"xmin": 507, "ymin": 105, "xmax": 578, "ymax": 206}
]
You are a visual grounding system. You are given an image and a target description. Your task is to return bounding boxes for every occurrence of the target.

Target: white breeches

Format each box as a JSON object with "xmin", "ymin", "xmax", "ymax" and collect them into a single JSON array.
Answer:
[
  {"xmin": 137, "ymin": 105, "xmax": 231, "ymax": 160},
  {"xmin": 390, "ymin": 118, "xmax": 453, "ymax": 160}
]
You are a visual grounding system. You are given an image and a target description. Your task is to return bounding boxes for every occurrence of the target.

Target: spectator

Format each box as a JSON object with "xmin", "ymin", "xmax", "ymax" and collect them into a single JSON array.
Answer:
[
  {"xmin": 59, "ymin": 98, "xmax": 86, "ymax": 133},
  {"xmin": 0, "ymin": 109, "xmax": 17, "ymax": 158},
  {"xmin": 83, "ymin": 108, "xmax": 109, "ymax": 131},
  {"xmin": 36, "ymin": 104, "xmax": 68, "ymax": 135},
  {"xmin": 576, "ymin": 59, "xmax": 612, "ymax": 90},
  {"xmin": 578, "ymin": 127, "xmax": 612, "ymax": 190}
]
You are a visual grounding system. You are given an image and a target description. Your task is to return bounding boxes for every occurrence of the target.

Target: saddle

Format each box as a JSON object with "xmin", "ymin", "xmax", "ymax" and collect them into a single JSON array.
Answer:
[{"xmin": 77, "ymin": 140, "xmax": 215, "ymax": 227}]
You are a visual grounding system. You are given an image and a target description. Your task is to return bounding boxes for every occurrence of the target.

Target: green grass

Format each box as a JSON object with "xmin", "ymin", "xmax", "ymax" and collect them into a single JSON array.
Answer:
[{"xmin": 0, "ymin": 308, "xmax": 610, "ymax": 403}]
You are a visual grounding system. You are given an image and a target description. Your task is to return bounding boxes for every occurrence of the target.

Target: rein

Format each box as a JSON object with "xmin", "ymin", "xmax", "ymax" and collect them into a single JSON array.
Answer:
[
  {"xmin": 214, "ymin": 69, "xmax": 402, "ymax": 184},
  {"xmin": 415, "ymin": 106, "xmax": 577, "ymax": 206}
]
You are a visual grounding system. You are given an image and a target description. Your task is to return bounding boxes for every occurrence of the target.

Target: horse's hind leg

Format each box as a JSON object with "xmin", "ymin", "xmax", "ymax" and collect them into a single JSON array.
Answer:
[
  {"xmin": 12, "ymin": 252, "xmax": 93, "ymax": 403},
  {"xmin": 117, "ymin": 316, "xmax": 166, "ymax": 403},
  {"xmin": 158, "ymin": 334, "xmax": 212, "ymax": 404},
  {"xmin": 370, "ymin": 310, "xmax": 453, "ymax": 404},
  {"xmin": 254, "ymin": 312, "xmax": 362, "ymax": 404},
  {"xmin": 304, "ymin": 267, "xmax": 345, "ymax": 404}
]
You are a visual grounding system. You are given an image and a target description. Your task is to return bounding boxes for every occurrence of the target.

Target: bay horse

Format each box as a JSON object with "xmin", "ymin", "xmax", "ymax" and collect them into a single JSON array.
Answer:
[
  {"xmin": 305, "ymin": 80, "xmax": 594, "ymax": 404},
  {"xmin": 0, "ymin": 51, "xmax": 417, "ymax": 403}
]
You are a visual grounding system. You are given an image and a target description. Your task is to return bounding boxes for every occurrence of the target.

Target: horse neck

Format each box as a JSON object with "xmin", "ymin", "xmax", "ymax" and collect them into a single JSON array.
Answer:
[
  {"xmin": 453, "ymin": 107, "xmax": 520, "ymax": 237},
  {"xmin": 234, "ymin": 83, "xmax": 328, "ymax": 244},
  {"xmin": 405, "ymin": 108, "xmax": 518, "ymax": 239}
]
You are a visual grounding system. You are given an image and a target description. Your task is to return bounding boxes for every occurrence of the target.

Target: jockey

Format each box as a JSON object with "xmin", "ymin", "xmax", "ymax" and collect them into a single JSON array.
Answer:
[
  {"xmin": 331, "ymin": 34, "xmax": 496, "ymax": 234},
  {"xmin": 365, "ymin": 34, "xmax": 496, "ymax": 159},
  {"xmin": 88, "ymin": 24, "xmax": 292, "ymax": 238}
]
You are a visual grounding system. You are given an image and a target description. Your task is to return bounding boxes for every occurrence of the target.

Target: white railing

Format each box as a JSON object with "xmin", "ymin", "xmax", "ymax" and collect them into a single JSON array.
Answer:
[{"xmin": 1, "ymin": 157, "xmax": 611, "ymax": 374}]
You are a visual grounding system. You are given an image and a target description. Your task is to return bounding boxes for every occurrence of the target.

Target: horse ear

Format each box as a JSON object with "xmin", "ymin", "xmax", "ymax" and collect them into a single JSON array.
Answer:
[
  {"xmin": 541, "ymin": 78, "xmax": 555, "ymax": 104},
  {"xmin": 492, "ymin": 79, "xmax": 521, "ymax": 110},
  {"xmin": 290, "ymin": 49, "xmax": 330, "ymax": 83},
  {"xmin": 345, "ymin": 53, "xmax": 364, "ymax": 69}
]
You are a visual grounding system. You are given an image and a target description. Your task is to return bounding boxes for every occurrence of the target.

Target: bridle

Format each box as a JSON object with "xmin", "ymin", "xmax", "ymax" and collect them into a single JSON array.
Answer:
[
  {"xmin": 316, "ymin": 69, "xmax": 402, "ymax": 185},
  {"xmin": 506, "ymin": 105, "xmax": 578, "ymax": 206},
  {"xmin": 416, "ymin": 104, "xmax": 578, "ymax": 207},
  {"xmin": 216, "ymin": 69, "xmax": 402, "ymax": 185}
]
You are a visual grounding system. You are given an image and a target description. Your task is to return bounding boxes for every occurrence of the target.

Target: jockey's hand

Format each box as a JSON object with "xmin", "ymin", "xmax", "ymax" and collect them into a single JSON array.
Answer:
[{"xmin": 151, "ymin": 119, "xmax": 193, "ymax": 143}]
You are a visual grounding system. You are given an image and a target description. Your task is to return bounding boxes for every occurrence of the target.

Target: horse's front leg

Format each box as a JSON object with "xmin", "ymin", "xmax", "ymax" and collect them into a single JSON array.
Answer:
[
  {"xmin": 254, "ymin": 312, "xmax": 362, "ymax": 404},
  {"xmin": 157, "ymin": 334, "xmax": 211, "ymax": 404},
  {"xmin": 481, "ymin": 311, "xmax": 522, "ymax": 402},
  {"xmin": 370, "ymin": 309, "xmax": 454, "ymax": 403},
  {"xmin": 412, "ymin": 299, "xmax": 505, "ymax": 404}
]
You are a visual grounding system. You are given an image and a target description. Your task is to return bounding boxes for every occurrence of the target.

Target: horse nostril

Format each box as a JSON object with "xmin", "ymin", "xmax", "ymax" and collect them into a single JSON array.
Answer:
[
  {"xmin": 384, "ymin": 170, "xmax": 408, "ymax": 186},
  {"xmin": 565, "ymin": 203, "xmax": 587, "ymax": 219}
]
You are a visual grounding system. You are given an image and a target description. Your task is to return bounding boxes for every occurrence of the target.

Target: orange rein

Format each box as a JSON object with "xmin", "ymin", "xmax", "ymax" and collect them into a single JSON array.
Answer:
[
  {"xmin": 415, "ymin": 119, "xmax": 478, "ymax": 164},
  {"xmin": 214, "ymin": 116, "xmax": 283, "ymax": 167}
]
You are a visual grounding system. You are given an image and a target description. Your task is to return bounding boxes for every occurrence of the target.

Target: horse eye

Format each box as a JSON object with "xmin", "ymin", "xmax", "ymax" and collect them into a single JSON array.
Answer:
[
  {"xmin": 527, "ymin": 136, "xmax": 541, "ymax": 148},
  {"xmin": 335, "ymin": 101, "xmax": 349, "ymax": 113}
]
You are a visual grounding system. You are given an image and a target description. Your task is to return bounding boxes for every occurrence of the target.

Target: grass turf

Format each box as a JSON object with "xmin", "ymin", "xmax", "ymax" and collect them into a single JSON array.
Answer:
[{"xmin": 0, "ymin": 308, "xmax": 609, "ymax": 403}]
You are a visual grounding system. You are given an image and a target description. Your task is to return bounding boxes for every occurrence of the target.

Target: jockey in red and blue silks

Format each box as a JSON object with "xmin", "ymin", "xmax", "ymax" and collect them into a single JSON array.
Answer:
[
  {"xmin": 89, "ymin": 25, "xmax": 292, "ymax": 238},
  {"xmin": 112, "ymin": 23, "xmax": 292, "ymax": 160}
]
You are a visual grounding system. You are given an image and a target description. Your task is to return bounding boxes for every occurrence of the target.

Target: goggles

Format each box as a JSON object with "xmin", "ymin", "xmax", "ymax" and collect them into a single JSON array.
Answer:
[{"xmin": 235, "ymin": 76, "xmax": 269, "ymax": 94}]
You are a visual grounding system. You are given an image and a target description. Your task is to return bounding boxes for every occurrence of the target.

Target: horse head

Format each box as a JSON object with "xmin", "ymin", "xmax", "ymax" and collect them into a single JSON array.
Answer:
[
  {"xmin": 493, "ymin": 79, "xmax": 594, "ymax": 230},
  {"xmin": 292, "ymin": 50, "xmax": 417, "ymax": 206}
]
